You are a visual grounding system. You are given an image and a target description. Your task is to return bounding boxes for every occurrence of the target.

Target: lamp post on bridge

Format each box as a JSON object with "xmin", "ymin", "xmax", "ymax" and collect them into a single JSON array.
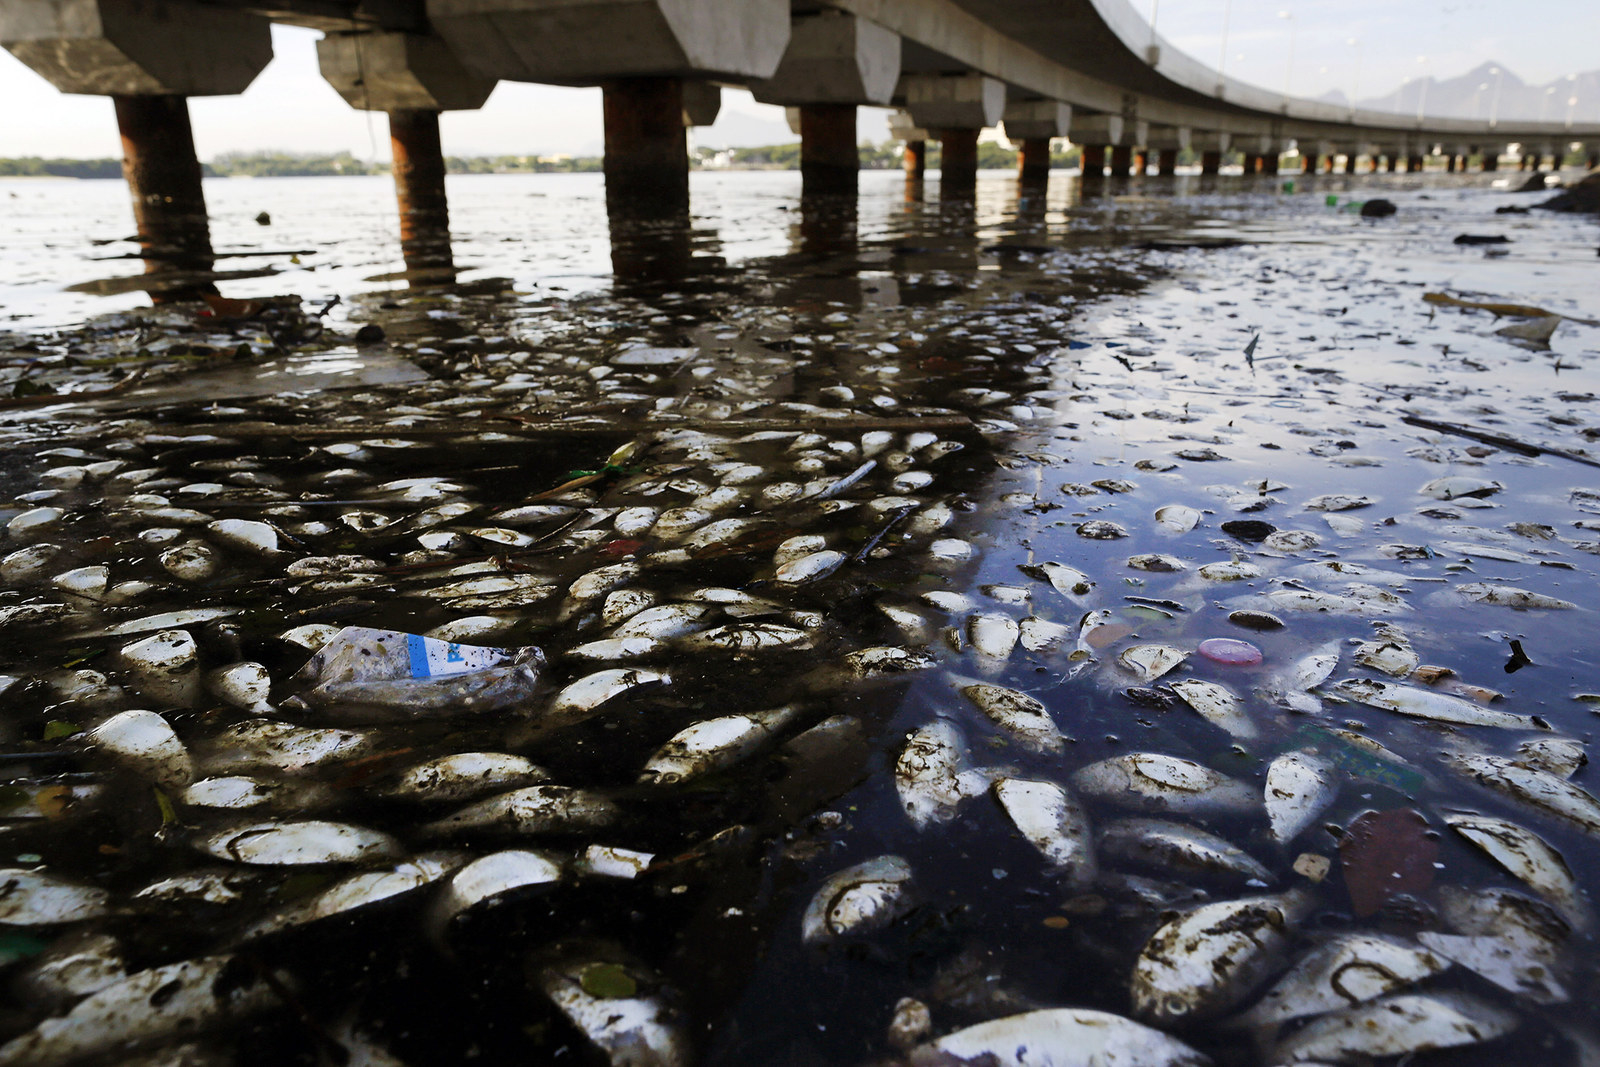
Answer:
[
  {"xmin": 1346, "ymin": 37, "xmax": 1362, "ymax": 121},
  {"xmin": 1415, "ymin": 56, "xmax": 1429, "ymax": 123},
  {"xmin": 1488, "ymin": 66, "xmax": 1504, "ymax": 127},
  {"xmin": 1277, "ymin": 10, "xmax": 1295, "ymax": 98},
  {"xmin": 1215, "ymin": 0, "xmax": 1232, "ymax": 94}
]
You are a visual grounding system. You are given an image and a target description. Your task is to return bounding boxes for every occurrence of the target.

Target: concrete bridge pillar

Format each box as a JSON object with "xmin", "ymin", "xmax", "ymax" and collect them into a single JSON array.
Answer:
[
  {"xmin": 1261, "ymin": 151, "xmax": 1279, "ymax": 176},
  {"xmin": 1003, "ymin": 100, "xmax": 1068, "ymax": 188},
  {"xmin": 1192, "ymin": 132, "xmax": 1228, "ymax": 175},
  {"xmin": 1110, "ymin": 144, "xmax": 1133, "ymax": 175},
  {"xmin": 890, "ymin": 110, "xmax": 929, "ymax": 182},
  {"xmin": 1, "ymin": 0, "xmax": 272, "ymax": 300},
  {"xmin": 318, "ymin": 31, "xmax": 495, "ymax": 281},
  {"xmin": 1200, "ymin": 150, "xmax": 1222, "ymax": 174},
  {"xmin": 1017, "ymin": 138, "xmax": 1052, "ymax": 183},
  {"xmin": 602, "ymin": 77, "xmax": 690, "ymax": 215},
  {"xmin": 752, "ymin": 9, "xmax": 898, "ymax": 197},
  {"xmin": 1080, "ymin": 144, "xmax": 1107, "ymax": 178},
  {"xmin": 1343, "ymin": 152, "xmax": 1358, "ymax": 174},
  {"xmin": 904, "ymin": 140, "xmax": 927, "ymax": 179},
  {"xmin": 1407, "ymin": 155, "xmax": 1425, "ymax": 172},
  {"xmin": 901, "ymin": 73, "xmax": 1004, "ymax": 198},
  {"xmin": 1589, "ymin": 150, "xmax": 1599, "ymax": 170}
]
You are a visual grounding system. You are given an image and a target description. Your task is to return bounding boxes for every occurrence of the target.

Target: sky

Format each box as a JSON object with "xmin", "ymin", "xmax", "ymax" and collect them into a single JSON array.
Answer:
[{"xmin": 0, "ymin": 1, "xmax": 1596, "ymax": 161}]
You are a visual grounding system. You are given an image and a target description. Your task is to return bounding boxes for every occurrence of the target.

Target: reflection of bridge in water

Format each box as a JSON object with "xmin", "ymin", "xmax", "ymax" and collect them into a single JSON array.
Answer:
[{"xmin": 5, "ymin": 0, "xmax": 1598, "ymax": 296}]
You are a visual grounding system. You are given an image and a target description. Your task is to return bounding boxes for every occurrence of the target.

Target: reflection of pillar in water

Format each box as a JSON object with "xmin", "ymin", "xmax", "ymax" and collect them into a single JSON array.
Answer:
[
  {"xmin": 799, "ymin": 103, "xmax": 859, "ymax": 197},
  {"xmin": 608, "ymin": 211, "xmax": 694, "ymax": 294},
  {"xmin": 388, "ymin": 109, "xmax": 455, "ymax": 282},
  {"xmin": 936, "ymin": 128, "xmax": 979, "ymax": 198},
  {"xmin": 113, "ymin": 94, "xmax": 215, "ymax": 299},
  {"xmin": 797, "ymin": 192, "xmax": 859, "ymax": 261},
  {"xmin": 603, "ymin": 77, "xmax": 690, "ymax": 218}
]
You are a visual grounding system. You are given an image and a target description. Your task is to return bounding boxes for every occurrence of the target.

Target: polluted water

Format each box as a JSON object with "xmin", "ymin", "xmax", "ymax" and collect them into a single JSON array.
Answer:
[{"xmin": 0, "ymin": 166, "xmax": 1599, "ymax": 1065}]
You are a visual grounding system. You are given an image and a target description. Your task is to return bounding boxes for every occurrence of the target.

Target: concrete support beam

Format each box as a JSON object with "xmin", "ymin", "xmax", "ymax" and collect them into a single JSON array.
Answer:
[
  {"xmin": 904, "ymin": 139, "xmax": 926, "ymax": 179},
  {"xmin": 2, "ymin": 0, "xmax": 270, "ymax": 95},
  {"xmin": 317, "ymin": 31, "xmax": 493, "ymax": 111},
  {"xmin": 887, "ymin": 109, "xmax": 929, "ymax": 143},
  {"xmin": 1109, "ymin": 144, "xmax": 1132, "ymax": 174},
  {"xmin": 1070, "ymin": 114, "xmax": 1124, "ymax": 151},
  {"xmin": 751, "ymin": 9, "xmax": 897, "ymax": 106},
  {"xmin": 681, "ymin": 80, "xmax": 720, "ymax": 125},
  {"xmin": 388, "ymin": 107, "xmax": 454, "ymax": 280},
  {"xmin": 798, "ymin": 102, "xmax": 858, "ymax": 196},
  {"xmin": 901, "ymin": 72, "xmax": 1004, "ymax": 130},
  {"xmin": 1199, "ymin": 149, "xmax": 1221, "ymax": 174},
  {"xmin": 1261, "ymin": 151, "xmax": 1279, "ymax": 175},
  {"xmin": 935, "ymin": 126, "xmax": 979, "ymax": 195},
  {"xmin": 603, "ymin": 76, "xmax": 689, "ymax": 217},
  {"xmin": 1080, "ymin": 143, "xmax": 1106, "ymax": 177},
  {"xmin": 112, "ymin": 93, "xmax": 211, "ymax": 298},
  {"xmin": 1343, "ymin": 152, "xmax": 1357, "ymax": 174},
  {"xmin": 425, "ymin": 0, "xmax": 790, "ymax": 83},
  {"xmin": 1407, "ymin": 155, "xmax": 1425, "ymax": 172},
  {"xmin": 1017, "ymin": 137, "xmax": 1051, "ymax": 183},
  {"xmin": 1002, "ymin": 99, "xmax": 1071, "ymax": 141},
  {"xmin": 1191, "ymin": 131, "xmax": 1231, "ymax": 154}
]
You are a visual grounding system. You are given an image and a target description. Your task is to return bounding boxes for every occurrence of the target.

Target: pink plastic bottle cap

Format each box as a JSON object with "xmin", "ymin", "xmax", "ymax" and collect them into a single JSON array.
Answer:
[{"xmin": 1198, "ymin": 638, "xmax": 1263, "ymax": 666}]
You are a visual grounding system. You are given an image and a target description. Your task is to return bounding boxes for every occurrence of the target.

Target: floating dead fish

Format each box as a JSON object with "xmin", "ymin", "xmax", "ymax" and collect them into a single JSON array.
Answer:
[
  {"xmin": 535, "ymin": 946, "xmax": 688, "ymax": 1067},
  {"xmin": 87, "ymin": 709, "xmax": 193, "ymax": 789},
  {"xmin": 1018, "ymin": 616, "xmax": 1073, "ymax": 653},
  {"xmin": 577, "ymin": 844, "xmax": 654, "ymax": 881},
  {"xmin": 1260, "ymin": 583, "xmax": 1410, "ymax": 616},
  {"xmin": 908, "ymin": 1008, "xmax": 1210, "ymax": 1067},
  {"xmin": 896, "ymin": 722, "xmax": 987, "ymax": 829},
  {"xmin": 115, "ymin": 629, "xmax": 201, "ymax": 708},
  {"xmin": 1335, "ymin": 678, "xmax": 1541, "ymax": 730},
  {"xmin": 640, "ymin": 706, "xmax": 800, "ymax": 786},
  {"xmin": 422, "ymin": 785, "xmax": 618, "ymax": 837},
  {"xmin": 205, "ymin": 719, "xmax": 376, "ymax": 775},
  {"xmin": 1100, "ymin": 818, "xmax": 1271, "ymax": 885},
  {"xmin": 1453, "ymin": 582, "xmax": 1577, "ymax": 610},
  {"xmin": 544, "ymin": 668, "xmax": 669, "ymax": 729},
  {"xmin": 1073, "ymin": 754, "xmax": 1257, "ymax": 816},
  {"xmin": 178, "ymin": 776, "xmax": 333, "ymax": 812},
  {"xmin": 1271, "ymin": 991, "xmax": 1517, "ymax": 1064},
  {"xmin": 1304, "ymin": 494, "xmax": 1375, "ymax": 512},
  {"xmin": 1077, "ymin": 520, "xmax": 1128, "ymax": 540},
  {"xmin": 1415, "ymin": 930, "xmax": 1567, "ymax": 1003},
  {"xmin": 1154, "ymin": 505, "xmax": 1202, "ymax": 533},
  {"xmin": 960, "ymin": 684, "xmax": 1068, "ymax": 753},
  {"xmin": 13, "ymin": 930, "xmax": 126, "ymax": 1007},
  {"xmin": 1447, "ymin": 754, "xmax": 1600, "ymax": 836},
  {"xmin": 1128, "ymin": 553, "xmax": 1187, "ymax": 572},
  {"xmin": 801, "ymin": 855, "xmax": 915, "ymax": 943},
  {"xmin": 613, "ymin": 603, "xmax": 713, "ymax": 640},
  {"xmin": 1353, "ymin": 625, "xmax": 1418, "ymax": 677},
  {"xmin": 1198, "ymin": 560, "xmax": 1262, "ymax": 582},
  {"xmin": 966, "ymin": 613, "xmax": 1020, "ymax": 664},
  {"xmin": 428, "ymin": 849, "xmax": 564, "ymax": 939},
  {"xmin": 1260, "ymin": 641, "xmax": 1340, "ymax": 713},
  {"xmin": 1118, "ymin": 644, "xmax": 1186, "ymax": 683},
  {"xmin": 1168, "ymin": 679, "xmax": 1255, "ymax": 738},
  {"xmin": 0, "ymin": 955, "xmax": 284, "ymax": 1067},
  {"xmin": 204, "ymin": 662, "xmax": 273, "ymax": 716},
  {"xmin": 1233, "ymin": 933, "xmax": 1449, "ymax": 1029},
  {"xmin": 377, "ymin": 752, "xmax": 549, "ymax": 804},
  {"xmin": 1517, "ymin": 737, "xmax": 1587, "ymax": 779},
  {"xmin": 1132, "ymin": 891, "xmax": 1309, "ymax": 1025},
  {"xmin": 240, "ymin": 853, "xmax": 463, "ymax": 942},
  {"xmin": 195, "ymin": 819, "xmax": 402, "ymax": 865},
  {"xmin": 1421, "ymin": 476, "xmax": 1503, "ymax": 501},
  {"xmin": 1265, "ymin": 751, "xmax": 1339, "ymax": 844},
  {"xmin": 0, "ymin": 868, "xmax": 109, "ymax": 925},
  {"xmin": 775, "ymin": 549, "xmax": 845, "ymax": 585},
  {"xmin": 205, "ymin": 518, "xmax": 281, "ymax": 556},
  {"xmin": 1444, "ymin": 811, "xmax": 1587, "ymax": 929},
  {"xmin": 1019, "ymin": 561, "xmax": 1094, "ymax": 598},
  {"xmin": 678, "ymin": 623, "xmax": 810, "ymax": 654},
  {"xmin": 992, "ymin": 778, "xmax": 1095, "ymax": 886}
]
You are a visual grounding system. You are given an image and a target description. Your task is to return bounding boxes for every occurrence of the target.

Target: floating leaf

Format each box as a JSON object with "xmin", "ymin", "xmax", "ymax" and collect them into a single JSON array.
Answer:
[
  {"xmin": 153, "ymin": 787, "xmax": 177, "ymax": 827},
  {"xmin": 579, "ymin": 962, "xmax": 637, "ymax": 999},
  {"xmin": 1340, "ymin": 808, "xmax": 1439, "ymax": 918},
  {"xmin": 42, "ymin": 720, "xmax": 80, "ymax": 741}
]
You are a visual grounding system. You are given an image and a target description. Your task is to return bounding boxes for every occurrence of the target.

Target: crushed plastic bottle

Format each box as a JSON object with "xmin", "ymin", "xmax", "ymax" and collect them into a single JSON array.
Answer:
[{"xmin": 282, "ymin": 627, "xmax": 544, "ymax": 721}]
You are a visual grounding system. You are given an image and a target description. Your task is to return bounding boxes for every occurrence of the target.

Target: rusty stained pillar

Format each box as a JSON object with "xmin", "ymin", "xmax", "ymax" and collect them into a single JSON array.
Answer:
[
  {"xmin": 1480, "ymin": 148, "xmax": 1499, "ymax": 171},
  {"xmin": 1131, "ymin": 150, "xmax": 1147, "ymax": 174},
  {"xmin": 1017, "ymin": 137, "xmax": 1051, "ymax": 185},
  {"xmin": 935, "ymin": 127, "xmax": 979, "ymax": 197},
  {"xmin": 1199, "ymin": 150, "xmax": 1221, "ymax": 175},
  {"xmin": 903, "ymin": 140, "xmax": 926, "ymax": 180},
  {"xmin": 1080, "ymin": 144, "xmax": 1107, "ymax": 177},
  {"xmin": 1109, "ymin": 144, "xmax": 1133, "ymax": 175},
  {"xmin": 1322, "ymin": 154, "xmax": 1335, "ymax": 173},
  {"xmin": 1445, "ymin": 154, "xmax": 1458, "ymax": 173},
  {"xmin": 1299, "ymin": 153, "xmax": 1315, "ymax": 174},
  {"xmin": 112, "ymin": 94, "xmax": 215, "ymax": 300},
  {"xmin": 1151, "ymin": 150, "xmax": 1169, "ymax": 176},
  {"xmin": 1261, "ymin": 152, "xmax": 1280, "ymax": 175},
  {"xmin": 1344, "ymin": 153, "xmax": 1358, "ymax": 174},
  {"xmin": 387, "ymin": 108, "xmax": 454, "ymax": 281},
  {"xmin": 1407, "ymin": 155, "xmax": 1425, "ymax": 172},
  {"xmin": 799, "ymin": 103, "xmax": 858, "ymax": 197},
  {"xmin": 602, "ymin": 77, "xmax": 689, "ymax": 218},
  {"xmin": 1589, "ymin": 152, "xmax": 1600, "ymax": 170}
]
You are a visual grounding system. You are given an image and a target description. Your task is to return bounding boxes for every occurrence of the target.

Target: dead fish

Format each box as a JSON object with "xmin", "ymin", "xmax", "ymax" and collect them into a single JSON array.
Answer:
[
  {"xmin": 1019, "ymin": 561, "xmax": 1094, "ymax": 598},
  {"xmin": 1265, "ymin": 751, "xmax": 1339, "ymax": 844},
  {"xmin": 639, "ymin": 705, "xmax": 801, "ymax": 786},
  {"xmin": 204, "ymin": 719, "xmax": 376, "ymax": 775},
  {"xmin": 205, "ymin": 518, "xmax": 281, "ymax": 556},
  {"xmin": 204, "ymin": 662, "xmax": 274, "ymax": 716},
  {"xmin": 1232, "ymin": 933, "xmax": 1450, "ymax": 1029},
  {"xmin": 545, "ymin": 668, "xmax": 669, "ymax": 729},
  {"xmin": 1271, "ymin": 991, "xmax": 1517, "ymax": 1064},
  {"xmin": 1155, "ymin": 505, "xmax": 1202, "ymax": 534},
  {"xmin": 535, "ymin": 946, "xmax": 688, "ymax": 1067},
  {"xmin": 376, "ymin": 752, "xmax": 549, "ymax": 804},
  {"xmin": 1453, "ymin": 582, "xmax": 1576, "ymax": 610},
  {"xmin": 1260, "ymin": 641, "xmax": 1340, "ymax": 714},
  {"xmin": 13, "ymin": 930, "xmax": 126, "ymax": 1007},
  {"xmin": 1132, "ymin": 891, "xmax": 1310, "ymax": 1025},
  {"xmin": 0, "ymin": 955, "xmax": 284, "ymax": 1067},
  {"xmin": 1072, "ymin": 754, "xmax": 1257, "ymax": 816},
  {"xmin": 1421, "ymin": 476, "xmax": 1503, "ymax": 500},
  {"xmin": 577, "ymin": 844, "xmax": 654, "ymax": 881},
  {"xmin": 87, "ymin": 709, "xmax": 193, "ymax": 789},
  {"xmin": 1444, "ymin": 811, "xmax": 1588, "ymax": 929},
  {"xmin": 1414, "ymin": 929, "xmax": 1567, "ymax": 1004},
  {"xmin": 896, "ymin": 722, "xmax": 988, "ymax": 829},
  {"xmin": 566, "ymin": 636, "xmax": 662, "ymax": 662},
  {"xmin": 1018, "ymin": 616, "xmax": 1073, "ymax": 653},
  {"xmin": 1077, "ymin": 520, "xmax": 1128, "ymax": 539},
  {"xmin": 613, "ymin": 603, "xmax": 713, "ymax": 640},
  {"xmin": 1335, "ymin": 678, "xmax": 1542, "ymax": 730},
  {"xmin": 115, "ymin": 629, "xmax": 202, "ymax": 707},
  {"xmin": 967, "ymin": 613, "xmax": 1020, "ymax": 664},
  {"xmin": 1168, "ymin": 679, "xmax": 1256, "ymax": 738},
  {"xmin": 775, "ymin": 549, "xmax": 846, "ymax": 585},
  {"xmin": 178, "ymin": 776, "xmax": 334, "ymax": 812},
  {"xmin": 195, "ymin": 820, "xmax": 402, "ymax": 865},
  {"xmin": 678, "ymin": 623, "xmax": 811, "ymax": 654},
  {"xmin": 1304, "ymin": 494, "xmax": 1375, "ymax": 512},
  {"xmin": 908, "ymin": 1008, "xmax": 1210, "ymax": 1067},
  {"xmin": 1261, "ymin": 583, "xmax": 1410, "ymax": 616},
  {"xmin": 1103, "ymin": 817, "xmax": 1268, "ymax": 889},
  {"xmin": 960, "ymin": 684, "xmax": 1068, "ymax": 753},
  {"xmin": 992, "ymin": 778, "xmax": 1095, "ymax": 886},
  {"xmin": 0, "ymin": 868, "xmax": 109, "ymax": 925},
  {"xmin": 422, "ymin": 785, "xmax": 618, "ymax": 837},
  {"xmin": 428, "ymin": 850, "xmax": 565, "ymax": 940},
  {"xmin": 1118, "ymin": 644, "xmax": 1187, "ymax": 683},
  {"xmin": 801, "ymin": 855, "xmax": 915, "ymax": 943},
  {"xmin": 1447, "ymin": 753, "xmax": 1600, "ymax": 837},
  {"xmin": 1353, "ymin": 624, "xmax": 1418, "ymax": 677},
  {"xmin": 238, "ymin": 853, "xmax": 463, "ymax": 942},
  {"xmin": 1199, "ymin": 560, "xmax": 1263, "ymax": 581},
  {"xmin": 1516, "ymin": 737, "xmax": 1587, "ymax": 779}
]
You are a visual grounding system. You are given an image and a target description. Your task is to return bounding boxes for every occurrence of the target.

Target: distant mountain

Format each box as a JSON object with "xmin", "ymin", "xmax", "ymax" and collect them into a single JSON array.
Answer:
[{"xmin": 1357, "ymin": 62, "xmax": 1600, "ymax": 126}]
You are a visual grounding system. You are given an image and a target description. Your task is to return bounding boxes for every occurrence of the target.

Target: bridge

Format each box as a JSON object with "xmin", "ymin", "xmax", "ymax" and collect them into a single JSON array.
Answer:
[{"xmin": 3, "ymin": 0, "xmax": 1597, "ymax": 293}]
